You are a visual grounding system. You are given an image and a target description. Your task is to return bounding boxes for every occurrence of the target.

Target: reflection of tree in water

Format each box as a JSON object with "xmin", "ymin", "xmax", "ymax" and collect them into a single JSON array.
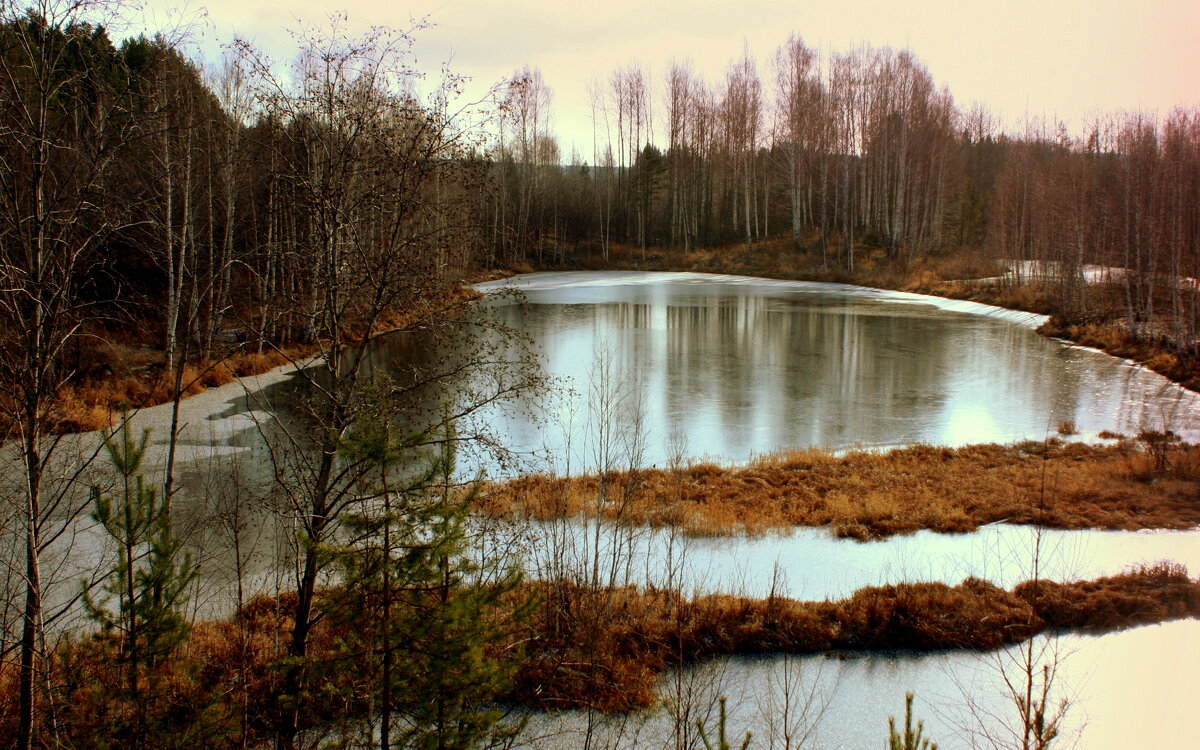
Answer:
[
  {"xmin": 470, "ymin": 281, "xmax": 1200, "ymax": 470},
  {"xmin": 659, "ymin": 294, "xmax": 955, "ymax": 455}
]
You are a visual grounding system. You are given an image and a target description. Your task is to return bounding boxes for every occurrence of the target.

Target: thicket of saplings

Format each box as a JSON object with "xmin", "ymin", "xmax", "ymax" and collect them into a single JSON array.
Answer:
[{"xmin": 3, "ymin": 2, "xmax": 1200, "ymax": 749}]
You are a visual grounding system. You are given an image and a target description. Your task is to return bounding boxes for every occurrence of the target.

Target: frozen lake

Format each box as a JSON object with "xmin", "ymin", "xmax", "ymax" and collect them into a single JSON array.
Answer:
[{"xmin": 469, "ymin": 272, "xmax": 1200, "ymax": 474}]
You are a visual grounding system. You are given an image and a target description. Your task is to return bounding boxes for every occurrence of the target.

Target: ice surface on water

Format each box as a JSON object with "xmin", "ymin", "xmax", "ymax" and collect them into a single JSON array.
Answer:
[
  {"xmin": 478, "ymin": 270, "xmax": 1052, "ymax": 328},
  {"xmin": 470, "ymin": 272, "xmax": 1200, "ymax": 476}
]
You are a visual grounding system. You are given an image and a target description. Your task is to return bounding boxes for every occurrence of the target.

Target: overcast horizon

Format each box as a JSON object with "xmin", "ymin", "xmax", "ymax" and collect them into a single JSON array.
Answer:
[{"xmin": 124, "ymin": 0, "xmax": 1200, "ymax": 156}]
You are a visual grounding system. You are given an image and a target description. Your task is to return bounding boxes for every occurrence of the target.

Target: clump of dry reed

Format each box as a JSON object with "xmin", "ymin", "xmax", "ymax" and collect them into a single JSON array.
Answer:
[
  {"xmin": 1015, "ymin": 562, "xmax": 1200, "ymax": 630},
  {"xmin": 480, "ymin": 440, "xmax": 1200, "ymax": 540},
  {"xmin": 515, "ymin": 565, "xmax": 1200, "ymax": 711},
  {"xmin": 8, "ymin": 567, "xmax": 1192, "ymax": 734}
]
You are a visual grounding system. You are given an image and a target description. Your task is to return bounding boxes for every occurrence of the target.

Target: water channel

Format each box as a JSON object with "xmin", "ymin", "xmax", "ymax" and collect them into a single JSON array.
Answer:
[
  {"xmin": 47, "ymin": 271, "xmax": 1196, "ymax": 749},
  {"xmin": 461, "ymin": 272, "xmax": 1200, "ymax": 750}
]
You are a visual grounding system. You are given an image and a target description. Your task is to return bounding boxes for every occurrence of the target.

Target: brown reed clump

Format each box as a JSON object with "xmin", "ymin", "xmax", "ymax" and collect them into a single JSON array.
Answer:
[
  {"xmin": 480, "ymin": 440, "xmax": 1200, "ymax": 539},
  {"xmin": 6, "ymin": 567, "xmax": 1194, "ymax": 737},
  {"xmin": 833, "ymin": 578, "xmax": 1034, "ymax": 651},
  {"xmin": 515, "ymin": 565, "xmax": 1200, "ymax": 712},
  {"xmin": 1014, "ymin": 562, "xmax": 1200, "ymax": 631}
]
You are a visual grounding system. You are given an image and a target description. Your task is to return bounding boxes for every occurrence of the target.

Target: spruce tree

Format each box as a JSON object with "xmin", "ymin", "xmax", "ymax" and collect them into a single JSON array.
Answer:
[
  {"xmin": 328, "ymin": 412, "xmax": 527, "ymax": 750},
  {"xmin": 887, "ymin": 692, "xmax": 938, "ymax": 750},
  {"xmin": 84, "ymin": 415, "xmax": 196, "ymax": 747},
  {"xmin": 697, "ymin": 696, "xmax": 753, "ymax": 750}
]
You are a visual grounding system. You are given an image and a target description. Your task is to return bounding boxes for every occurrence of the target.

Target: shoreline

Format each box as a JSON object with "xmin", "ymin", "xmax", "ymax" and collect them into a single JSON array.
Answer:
[
  {"xmin": 47, "ymin": 265, "xmax": 1198, "ymax": 438},
  {"xmin": 513, "ymin": 247, "xmax": 1200, "ymax": 394},
  {"xmin": 477, "ymin": 269, "xmax": 1052, "ymax": 330},
  {"xmin": 51, "ymin": 270, "xmax": 1200, "ymax": 547},
  {"xmin": 45, "ymin": 280, "xmax": 490, "ymax": 435}
]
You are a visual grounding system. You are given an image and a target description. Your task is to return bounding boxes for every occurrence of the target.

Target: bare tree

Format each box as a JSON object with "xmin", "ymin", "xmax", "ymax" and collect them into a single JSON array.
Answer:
[
  {"xmin": 722, "ymin": 47, "xmax": 762, "ymax": 251},
  {"xmin": 234, "ymin": 16, "xmax": 538, "ymax": 747},
  {"xmin": 0, "ymin": 3, "xmax": 140, "ymax": 746},
  {"xmin": 495, "ymin": 66, "xmax": 557, "ymax": 263},
  {"xmin": 774, "ymin": 35, "xmax": 821, "ymax": 255}
]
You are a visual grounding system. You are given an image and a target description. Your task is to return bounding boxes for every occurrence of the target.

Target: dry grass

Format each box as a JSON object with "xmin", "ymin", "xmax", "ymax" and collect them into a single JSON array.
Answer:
[
  {"xmin": 479, "ymin": 440, "xmax": 1200, "ymax": 539},
  {"xmin": 4, "ymin": 566, "xmax": 1194, "ymax": 735},
  {"xmin": 219, "ymin": 350, "xmax": 291, "ymax": 378},
  {"xmin": 907, "ymin": 278, "xmax": 1058, "ymax": 315},
  {"xmin": 33, "ymin": 280, "xmax": 487, "ymax": 435},
  {"xmin": 516, "ymin": 564, "xmax": 1200, "ymax": 711},
  {"xmin": 1039, "ymin": 319, "xmax": 1200, "ymax": 391},
  {"xmin": 878, "ymin": 562, "xmax": 1188, "ymax": 638},
  {"xmin": 1016, "ymin": 562, "xmax": 1200, "ymax": 631},
  {"xmin": 49, "ymin": 361, "xmax": 249, "ymax": 434}
]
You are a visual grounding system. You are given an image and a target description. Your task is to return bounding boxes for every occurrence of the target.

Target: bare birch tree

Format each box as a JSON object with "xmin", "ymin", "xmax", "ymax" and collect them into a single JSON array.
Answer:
[{"xmin": 0, "ymin": 2, "xmax": 138, "ymax": 746}]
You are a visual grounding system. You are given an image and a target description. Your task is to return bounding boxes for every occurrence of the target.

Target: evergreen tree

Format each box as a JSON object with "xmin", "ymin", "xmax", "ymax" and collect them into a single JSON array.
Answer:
[
  {"xmin": 697, "ymin": 696, "xmax": 753, "ymax": 750},
  {"xmin": 887, "ymin": 692, "xmax": 938, "ymax": 750},
  {"xmin": 327, "ymin": 410, "xmax": 528, "ymax": 750},
  {"xmin": 84, "ymin": 415, "xmax": 196, "ymax": 747}
]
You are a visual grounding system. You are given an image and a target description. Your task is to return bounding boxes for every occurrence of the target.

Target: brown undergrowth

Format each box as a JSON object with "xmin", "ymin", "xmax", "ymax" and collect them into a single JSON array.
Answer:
[
  {"xmin": 479, "ymin": 440, "xmax": 1200, "ymax": 540},
  {"xmin": 47, "ymin": 347, "xmax": 301, "ymax": 433},
  {"xmin": 1037, "ymin": 318, "xmax": 1200, "ymax": 391},
  {"xmin": 1, "ymin": 565, "xmax": 1192, "ymax": 736},
  {"xmin": 558, "ymin": 237, "xmax": 986, "ymax": 292},
  {"xmin": 36, "ymin": 283, "xmax": 486, "ymax": 434}
]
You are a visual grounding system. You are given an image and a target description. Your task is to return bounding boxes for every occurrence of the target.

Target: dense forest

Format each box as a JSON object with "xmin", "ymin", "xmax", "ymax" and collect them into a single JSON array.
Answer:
[
  {"xmin": 1, "ymin": 3, "xmax": 1198, "ymax": 398},
  {"xmin": 2, "ymin": 1, "xmax": 1200, "ymax": 749},
  {"xmin": 490, "ymin": 42, "xmax": 1200, "ymax": 360}
]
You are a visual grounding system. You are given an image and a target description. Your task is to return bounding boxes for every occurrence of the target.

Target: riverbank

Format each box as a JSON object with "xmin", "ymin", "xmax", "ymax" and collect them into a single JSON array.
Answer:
[
  {"xmin": 479, "ymin": 439, "xmax": 1200, "ymax": 539},
  {"xmin": 42, "ymin": 281, "xmax": 492, "ymax": 434}
]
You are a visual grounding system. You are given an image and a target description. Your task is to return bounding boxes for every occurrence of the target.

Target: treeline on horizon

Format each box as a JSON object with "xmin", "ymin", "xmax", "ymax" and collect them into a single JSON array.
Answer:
[
  {"xmin": 1, "ymin": 2, "xmax": 1198, "ymax": 372},
  {"xmin": 494, "ymin": 41, "xmax": 1200, "ymax": 348}
]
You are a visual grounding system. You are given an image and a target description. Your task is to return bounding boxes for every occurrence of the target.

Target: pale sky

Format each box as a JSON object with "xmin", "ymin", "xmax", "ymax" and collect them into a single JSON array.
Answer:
[{"xmin": 126, "ymin": 0, "xmax": 1199, "ymax": 155}]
